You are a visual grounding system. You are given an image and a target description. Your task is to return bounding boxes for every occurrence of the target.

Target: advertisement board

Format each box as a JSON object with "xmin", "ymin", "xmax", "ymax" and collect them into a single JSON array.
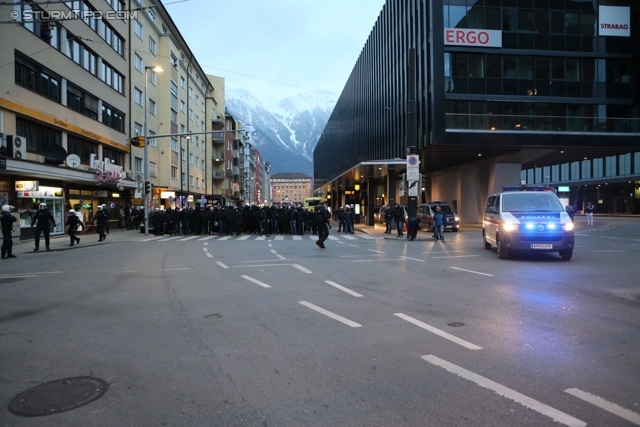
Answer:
[
  {"xmin": 444, "ymin": 28, "xmax": 502, "ymax": 48},
  {"xmin": 598, "ymin": 6, "xmax": 630, "ymax": 37}
]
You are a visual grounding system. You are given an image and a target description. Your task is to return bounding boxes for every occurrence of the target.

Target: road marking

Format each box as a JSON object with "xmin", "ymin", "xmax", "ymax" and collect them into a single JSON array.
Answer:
[
  {"xmin": 352, "ymin": 258, "xmax": 402, "ymax": 263},
  {"xmin": 241, "ymin": 275, "xmax": 271, "ymax": 288},
  {"xmin": 236, "ymin": 235, "xmax": 251, "ymax": 241},
  {"xmin": 395, "ymin": 313, "xmax": 482, "ymax": 350},
  {"xmin": 423, "ymin": 250, "xmax": 461, "ymax": 254},
  {"xmin": 325, "ymin": 280, "xmax": 363, "ymax": 297},
  {"xmin": 432, "ymin": 255, "xmax": 480, "ymax": 259},
  {"xmin": 203, "ymin": 248, "xmax": 208, "ymax": 252},
  {"xmin": 234, "ymin": 264, "xmax": 292, "ymax": 268},
  {"xmin": 368, "ymin": 249, "xmax": 385, "ymax": 253},
  {"xmin": 140, "ymin": 236, "xmax": 164, "ymax": 241},
  {"xmin": 348, "ymin": 244, "xmax": 359, "ymax": 247},
  {"xmin": 0, "ymin": 275, "xmax": 37, "ymax": 278},
  {"xmin": 256, "ymin": 236, "xmax": 266, "ymax": 240},
  {"xmin": 565, "ymin": 388, "xmax": 640, "ymax": 425},
  {"xmin": 309, "ymin": 236, "xmax": 316, "ymax": 240},
  {"xmin": 203, "ymin": 242, "xmax": 208, "ymax": 246},
  {"xmin": 197, "ymin": 236, "xmax": 216, "ymax": 241},
  {"xmin": 343, "ymin": 235, "xmax": 357, "ymax": 240},
  {"xmin": 216, "ymin": 261, "xmax": 228, "ymax": 269},
  {"xmin": 276, "ymin": 254, "xmax": 287, "ymax": 260},
  {"xmin": 240, "ymin": 259, "xmax": 288, "ymax": 263},
  {"xmin": 293, "ymin": 236, "xmax": 302, "ymax": 240},
  {"xmin": 299, "ymin": 301, "xmax": 361, "ymax": 327},
  {"xmin": 275, "ymin": 235, "xmax": 284, "ymax": 241},
  {"xmin": 450, "ymin": 266, "xmax": 493, "ymax": 276},
  {"xmin": 359, "ymin": 235, "xmax": 377, "ymax": 239},
  {"xmin": 422, "ymin": 355, "xmax": 586, "ymax": 427},
  {"xmin": 122, "ymin": 268, "xmax": 191, "ymax": 273},
  {"xmin": 328, "ymin": 236, "xmax": 340, "ymax": 240},
  {"xmin": 398, "ymin": 256, "xmax": 425, "ymax": 262},
  {"xmin": 205, "ymin": 253, "xmax": 213, "ymax": 258},
  {"xmin": 0, "ymin": 271, "xmax": 61, "ymax": 278},
  {"xmin": 177, "ymin": 236, "xmax": 199, "ymax": 241},
  {"xmin": 158, "ymin": 236, "xmax": 181, "ymax": 241},
  {"xmin": 591, "ymin": 250, "xmax": 625, "ymax": 253},
  {"xmin": 270, "ymin": 249, "xmax": 277, "ymax": 254},
  {"xmin": 217, "ymin": 236, "xmax": 232, "ymax": 241},
  {"xmin": 292, "ymin": 264, "xmax": 312, "ymax": 274}
]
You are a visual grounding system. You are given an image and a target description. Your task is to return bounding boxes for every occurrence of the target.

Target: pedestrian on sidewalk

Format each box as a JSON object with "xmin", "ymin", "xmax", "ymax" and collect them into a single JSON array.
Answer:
[
  {"xmin": 31, "ymin": 203, "xmax": 56, "ymax": 252},
  {"xmin": 314, "ymin": 203, "xmax": 331, "ymax": 249},
  {"xmin": 392, "ymin": 203, "xmax": 405, "ymax": 236},
  {"xmin": 407, "ymin": 216, "xmax": 421, "ymax": 241},
  {"xmin": 1, "ymin": 204, "xmax": 17, "ymax": 259},
  {"xmin": 65, "ymin": 209, "xmax": 83, "ymax": 246},
  {"xmin": 585, "ymin": 202, "xmax": 594, "ymax": 226}
]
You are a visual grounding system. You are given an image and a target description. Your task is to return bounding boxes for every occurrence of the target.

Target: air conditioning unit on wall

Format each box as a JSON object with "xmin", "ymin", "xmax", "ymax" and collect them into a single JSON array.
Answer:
[{"xmin": 6, "ymin": 135, "xmax": 27, "ymax": 159}]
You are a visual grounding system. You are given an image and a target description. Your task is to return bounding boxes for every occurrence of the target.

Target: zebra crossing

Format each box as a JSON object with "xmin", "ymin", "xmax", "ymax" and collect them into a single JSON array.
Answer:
[{"xmin": 139, "ymin": 233, "xmax": 381, "ymax": 242}]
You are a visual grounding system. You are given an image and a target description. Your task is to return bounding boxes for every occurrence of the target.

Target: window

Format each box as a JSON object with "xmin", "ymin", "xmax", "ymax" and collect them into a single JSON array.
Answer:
[
  {"xmin": 181, "ymin": 148, "xmax": 186, "ymax": 161},
  {"xmin": 171, "ymin": 137, "xmax": 178, "ymax": 152},
  {"xmin": 195, "ymin": 156, "xmax": 199, "ymax": 167},
  {"xmin": 181, "ymin": 173, "xmax": 186, "ymax": 185},
  {"xmin": 149, "ymin": 99, "xmax": 156, "ymax": 116},
  {"xmin": 148, "ymin": 70, "xmax": 156, "ymax": 85},
  {"xmin": 180, "ymin": 76, "xmax": 185, "ymax": 88},
  {"xmin": 134, "ymin": 122, "xmax": 143, "ymax": 136},
  {"xmin": 189, "ymin": 153, "xmax": 194, "ymax": 164},
  {"xmin": 15, "ymin": 53, "xmax": 61, "ymax": 102},
  {"xmin": 148, "ymin": 130, "xmax": 156, "ymax": 146},
  {"xmin": 66, "ymin": 83, "xmax": 99, "ymax": 119},
  {"xmin": 180, "ymin": 100, "xmax": 186, "ymax": 113},
  {"xmin": 148, "ymin": 5, "xmax": 156, "ymax": 22},
  {"xmin": 189, "ymin": 175, "xmax": 194, "ymax": 186},
  {"xmin": 171, "ymin": 53, "xmax": 178, "ymax": 69},
  {"xmin": 103, "ymin": 146, "xmax": 124, "ymax": 166},
  {"xmin": 134, "ymin": 19, "xmax": 143, "ymax": 39},
  {"xmin": 188, "ymin": 86, "xmax": 193, "ymax": 98},
  {"xmin": 134, "ymin": 53, "xmax": 143, "ymax": 72},
  {"xmin": 101, "ymin": 103, "xmax": 125, "ymax": 132},
  {"xmin": 134, "ymin": 87, "xmax": 143, "ymax": 106},
  {"xmin": 149, "ymin": 36, "xmax": 156, "ymax": 55},
  {"xmin": 189, "ymin": 109, "xmax": 193, "ymax": 120},
  {"xmin": 150, "ymin": 162, "xmax": 157, "ymax": 177},
  {"xmin": 201, "ymin": 159, "xmax": 205, "ymax": 169},
  {"xmin": 100, "ymin": 61, "xmax": 124, "ymax": 93},
  {"xmin": 170, "ymin": 109, "xmax": 177, "ymax": 123},
  {"xmin": 135, "ymin": 157, "xmax": 143, "ymax": 173},
  {"xmin": 195, "ymin": 95, "xmax": 200, "ymax": 106},
  {"xmin": 171, "ymin": 166, "xmax": 178, "ymax": 179},
  {"xmin": 196, "ymin": 177, "xmax": 200, "ymax": 188},
  {"xmin": 67, "ymin": 135, "xmax": 98, "ymax": 164}
]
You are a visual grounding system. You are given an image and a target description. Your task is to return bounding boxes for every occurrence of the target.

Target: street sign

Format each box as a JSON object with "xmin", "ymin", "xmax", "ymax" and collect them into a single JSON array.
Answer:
[
  {"xmin": 408, "ymin": 180, "xmax": 419, "ymax": 197},
  {"xmin": 407, "ymin": 155, "xmax": 419, "ymax": 181}
]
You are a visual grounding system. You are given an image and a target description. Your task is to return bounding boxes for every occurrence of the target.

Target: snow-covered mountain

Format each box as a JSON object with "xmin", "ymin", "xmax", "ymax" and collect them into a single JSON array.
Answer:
[{"xmin": 225, "ymin": 89, "xmax": 337, "ymax": 176}]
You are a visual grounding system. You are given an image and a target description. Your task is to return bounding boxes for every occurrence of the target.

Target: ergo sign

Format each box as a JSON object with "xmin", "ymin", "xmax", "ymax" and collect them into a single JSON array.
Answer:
[{"xmin": 444, "ymin": 28, "xmax": 502, "ymax": 48}]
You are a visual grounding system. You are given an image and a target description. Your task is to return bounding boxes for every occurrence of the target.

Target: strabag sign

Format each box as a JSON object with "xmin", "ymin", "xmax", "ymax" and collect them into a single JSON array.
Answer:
[
  {"xmin": 444, "ymin": 28, "xmax": 502, "ymax": 48},
  {"xmin": 599, "ymin": 6, "xmax": 630, "ymax": 37}
]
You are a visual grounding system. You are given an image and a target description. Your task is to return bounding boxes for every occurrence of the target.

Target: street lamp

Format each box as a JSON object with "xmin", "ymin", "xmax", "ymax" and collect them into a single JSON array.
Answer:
[{"xmin": 143, "ymin": 65, "xmax": 163, "ymax": 235}]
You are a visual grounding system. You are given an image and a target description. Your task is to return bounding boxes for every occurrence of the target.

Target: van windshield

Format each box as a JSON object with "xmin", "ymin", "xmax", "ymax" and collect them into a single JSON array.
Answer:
[{"xmin": 502, "ymin": 193, "xmax": 564, "ymax": 213}]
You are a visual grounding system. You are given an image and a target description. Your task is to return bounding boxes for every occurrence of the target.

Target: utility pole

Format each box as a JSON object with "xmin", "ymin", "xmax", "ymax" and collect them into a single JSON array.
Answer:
[{"xmin": 406, "ymin": 47, "xmax": 418, "ymax": 220}]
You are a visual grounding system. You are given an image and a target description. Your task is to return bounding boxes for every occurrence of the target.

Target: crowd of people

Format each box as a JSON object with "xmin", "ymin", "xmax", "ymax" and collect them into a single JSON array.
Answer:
[{"xmin": 137, "ymin": 204, "xmax": 332, "ymax": 239}]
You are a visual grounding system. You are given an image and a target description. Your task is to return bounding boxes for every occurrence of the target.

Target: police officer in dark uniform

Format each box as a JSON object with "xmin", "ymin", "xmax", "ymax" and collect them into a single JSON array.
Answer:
[
  {"xmin": 90, "ymin": 205, "xmax": 108, "ymax": 241},
  {"xmin": 1, "ymin": 204, "xmax": 18, "ymax": 259},
  {"xmin": 31, "ymin": 202, "xmax": 56, "ymax": 251},
  {"xmin": 65, "ymin": 209, "xmax": 83, "ymax": 246},
  {"xmin": 314, "ymin": 203, "xmax": 331, "ymax": 249}
]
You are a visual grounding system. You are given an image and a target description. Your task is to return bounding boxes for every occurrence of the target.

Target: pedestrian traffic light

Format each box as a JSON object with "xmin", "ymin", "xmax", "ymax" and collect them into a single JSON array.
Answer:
[
  {"xmin": 144, "ymin": 181, "xmax": 152, "ymax": 194},
  {"xmin": 130, "ymin": 136, "xmax": 145, "ymax": 147}
]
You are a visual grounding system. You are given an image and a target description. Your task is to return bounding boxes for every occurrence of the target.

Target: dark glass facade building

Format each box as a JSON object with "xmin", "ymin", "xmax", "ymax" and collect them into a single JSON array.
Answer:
[{"xmin": 314, "ymin": 0, "xmax": 639, "ymax": 219}]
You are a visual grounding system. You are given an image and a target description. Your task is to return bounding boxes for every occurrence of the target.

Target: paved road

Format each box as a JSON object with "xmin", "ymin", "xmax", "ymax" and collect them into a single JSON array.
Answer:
[{"xmin": 1, "ymin": 217, "xmax": 639, "ymax": 426}]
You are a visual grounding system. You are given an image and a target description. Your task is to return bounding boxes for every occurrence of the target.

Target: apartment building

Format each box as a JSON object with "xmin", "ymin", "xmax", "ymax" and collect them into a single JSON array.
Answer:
[
  {"xmin": 270, "ymin": 173, "xmax": 312, "ymax": 206},
  {"xmin": 128, "ymin": 0, "xmax": 217, "ymax": 210},
  {"xmin": 0, "ymin": 0, "xmax": 133, "ymax": 239}
]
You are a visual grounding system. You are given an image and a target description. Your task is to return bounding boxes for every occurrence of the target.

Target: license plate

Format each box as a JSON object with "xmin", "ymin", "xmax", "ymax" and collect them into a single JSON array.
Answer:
[{"xmin": 531, "ymin": 244, "xmax": 553, "ymax": 249}]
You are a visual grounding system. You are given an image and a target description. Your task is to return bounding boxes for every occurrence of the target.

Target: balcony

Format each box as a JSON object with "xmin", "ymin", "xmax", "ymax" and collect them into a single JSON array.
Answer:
[
  {"xmin": 211, "ymin": 131, "xmax": 224, "ymax": 144},
  {"xmin": 212, "ymin": 171, "xmax": 225, "ymax": 179},
  {"xmin": 212, "ymin": 150, "xmax": 225, "ymax": 161}
]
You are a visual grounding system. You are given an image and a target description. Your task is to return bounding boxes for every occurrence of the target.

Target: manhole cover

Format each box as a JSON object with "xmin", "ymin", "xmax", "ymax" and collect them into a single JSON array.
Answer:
[
  {"xmin": 448, "ymin": 322, "xmax": 465, "ymax": 327},
  {"xmin": 9, "ymin": 377, "xmax": 108, "ymax": 417},
  {"xmin": 0, "ymin": 278, "xmax": 24, "ymax": 284}
]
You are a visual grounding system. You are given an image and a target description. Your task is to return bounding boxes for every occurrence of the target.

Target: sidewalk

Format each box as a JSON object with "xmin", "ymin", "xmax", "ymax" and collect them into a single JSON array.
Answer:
[{"xmin": 7, "ymin": 227, "xmax": 136, "ymax": 256}]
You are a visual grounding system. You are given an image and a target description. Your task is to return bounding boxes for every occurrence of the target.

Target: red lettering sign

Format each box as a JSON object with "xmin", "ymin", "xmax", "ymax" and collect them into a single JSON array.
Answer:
[{"xmin": 444, "ymin": 28, "xmax": 502, "ymax": 47}]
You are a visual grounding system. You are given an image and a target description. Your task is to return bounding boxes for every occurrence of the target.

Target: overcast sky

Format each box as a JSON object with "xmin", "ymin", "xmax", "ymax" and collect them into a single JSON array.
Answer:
[{"xmin": 163, "ymin": 0, "xmax": 386, "ymax": 108}]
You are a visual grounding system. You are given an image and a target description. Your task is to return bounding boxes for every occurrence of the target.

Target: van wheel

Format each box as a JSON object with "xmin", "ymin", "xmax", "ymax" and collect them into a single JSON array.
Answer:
[
  {"xmin": 497, "ymin": 235, "xmax": 510, "ymax": 259},
  {"xmin": 559, "ymin": 249, "xmax": 573, "ymax": 261},
  {"xmin": 483, "ymin": 232, "xmax": 491, "ymax": 250}
]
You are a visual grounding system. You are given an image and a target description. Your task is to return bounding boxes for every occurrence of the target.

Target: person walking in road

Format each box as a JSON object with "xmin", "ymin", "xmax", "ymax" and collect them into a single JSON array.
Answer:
[
  {"xmin": 314, "ymin": 203, "xmax": 331, "ymax": 249},
  {"xmin": 31, "ymin": 202, "xmax": 56, "ymax": 252},
  {"xmin": 384, "ymin": 206, "xmax": 393, "ymax": 234},
  {"xmin": 65, "ymin": 209, "xmax": 83, "ymax": 246},
  {"xmin": 432, "ymin": 205, "xmax": 447, "ymax": 242},
  {"xmin": 585, "ymin": 202, "xmax": 594, "ymax": 226},
  {"xmin": 1, "ymin": 204, "xmax": 18, "ymax": 259},
  {"xmin": 89, "ymin": 205, "xmax": 108, "ymax": 241},
  {"xmin": 407, "ymin": 216, "xmax": 421, "ymax": 241}
]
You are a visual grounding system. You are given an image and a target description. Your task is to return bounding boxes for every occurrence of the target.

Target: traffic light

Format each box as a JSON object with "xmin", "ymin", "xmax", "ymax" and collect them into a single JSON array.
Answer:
[
  {"xmin": 130, "ymin": 136, "xmax": 145, "ymax": 147},
  {"xmin": 144, "ymin": 181, "xmax": 152, "ymax": 194}
]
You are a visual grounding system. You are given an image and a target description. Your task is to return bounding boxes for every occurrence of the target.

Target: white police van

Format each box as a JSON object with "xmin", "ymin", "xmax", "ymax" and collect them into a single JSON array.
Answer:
[{"xmin": 482, "ymin": 185, "xmax": 575, "ymax": 260}]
